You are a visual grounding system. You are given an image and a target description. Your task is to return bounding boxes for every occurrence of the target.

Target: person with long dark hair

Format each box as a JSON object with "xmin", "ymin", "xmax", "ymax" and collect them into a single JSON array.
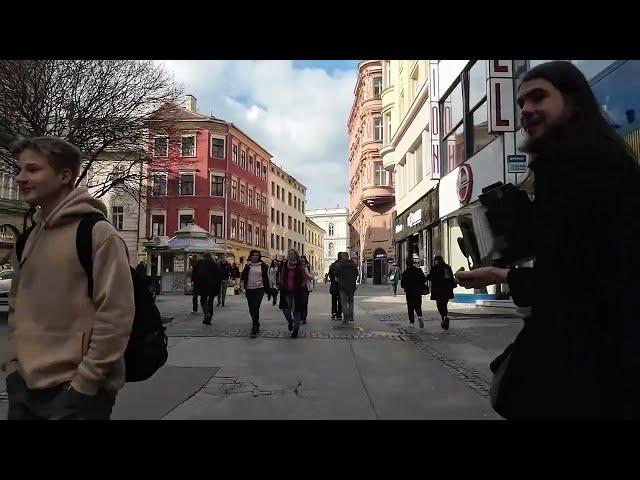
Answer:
[
  {"xmin": 427, "ymin": 255, "xmax": 456, "ymax": 330},
  {"xmin": 400, "ymin": 256, "xmax": 427, "ymax": 328},
  {"xmin": 279, "ymin": 249, "xmax": 311, "ymax": 338},
  {"xmin": 240, "ymin": 250, "xmax": 270, "ymax": 338},
  {"xmin": 455, "ymin": 61, "xmax": 640, "ymax": 419}
]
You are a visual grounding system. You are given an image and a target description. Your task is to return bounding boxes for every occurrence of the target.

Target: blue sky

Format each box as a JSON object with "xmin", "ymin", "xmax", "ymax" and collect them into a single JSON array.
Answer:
[{"xmin": 160, "ymin": 60, "xmax": 360, "ymax": 209}]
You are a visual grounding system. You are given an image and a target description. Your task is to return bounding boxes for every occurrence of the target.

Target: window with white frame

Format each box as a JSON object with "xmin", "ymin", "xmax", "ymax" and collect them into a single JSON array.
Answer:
[
  {"xmin": 384, "ymin": 113, "xmax": 392, "ymax": 145},
  {"xmin": 152, "ymin": 173, "xmax": 167, "ymax": 196},
  {"xmin": 181, "ymin": 134, "xmax": 196, "ymax": 157},
  {"xmin": 247, "ymin": 224, "xmax": 253, "ymax": 245},
  {"xmin": 262, "ymin": 195, "xmax": 266, "ymax": 213},
  {"xmin": 179, "ymin": 213, "xmax": 194, "ymax": 229},
  {"xmin": 153, "ymin": 136, "xmax": 168, "ymax": 157},
  {"xmin": 239, "ymin": 220, "xmax": 245, "ymax": 242},
  {"xmin": 231, "ymin": 179, "xmax": 238, "ymax": 201},
  {"xmin": 211, "ymin": 174, "xmax": 224, "ymax": 196},
  {"xmin": 248, "ymin": 187, "xmax": 254, "ymax": 208},
  {"xmin": 374, "ymin": 117, "xmax": 383, "ymax": 141},
  {"xmin": 0, "ymin": 173, "xmax": 19, "ymax": 200},
  {"xmin": 271, "ymin": 181, "xmax": 275, "ymax": 196},
  {"xmin": 262, "ymin": 165, "xmax": 267, "ymax": 180},
  {"xmin": 383, "ymin": 61, "xmax": 391, "ymax": 88},
  {"xmin": 249, "ymin": 155, "xmax": 254, "ymax": 174},
  {"xmin": 179, "ymin": 172, "xmax": 195, "ymax": 195},
  {"xmin": 231, "ymin": 217, "xmax": 237, "ymax": 239},
  {"xmin": 256, "ymin": 192, "xmax": 261, "ymax": 212},
  {"xmin": 210, "ymin": 214, "xmax": 224, "ymax": 238},
  {"xmin": 240, "ymin": 150, "xmax": 246, "ymax": 169},
  {"xmin": 111, "ymin": 206, "xmax": 124, "ymax": 231},
  {"xmin": 240, "ymin": 183, "xmax": 246, "ymax": 204},
  {"xmin": 151, "ymin": 213, "xmax": 166, "ymax": 237},
  {"xmin": 211, "ymin": 137, "xmax": 225, "ymax": 158},
  {"xmin": 232, "ymin": 144, "xmax": 238, "ymax": 163},
  {"xmin": 373, "ymin": 76, "xmax": 382, "ymax": 98},
  {"xmin": 328, "ymin": 223, "xmax": 335, "ymax": 237}
]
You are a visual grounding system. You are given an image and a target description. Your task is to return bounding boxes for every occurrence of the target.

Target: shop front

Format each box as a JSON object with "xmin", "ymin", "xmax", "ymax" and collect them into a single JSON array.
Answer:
[
  {"xmin": 144, "ymin": 224, "xmax": 225, "ymax": 295},
  {"xmin": 393, "ymin": 185, "xmax": 440, "ymax": 276}
]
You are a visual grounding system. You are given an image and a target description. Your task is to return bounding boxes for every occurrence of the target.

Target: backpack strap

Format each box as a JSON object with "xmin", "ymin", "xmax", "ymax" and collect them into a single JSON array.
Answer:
[
  {"xmin": 15, "ymin": 224, "xmax": 35, "ymax": 266},
  {"xmin": 76, "ymin": 213, "xmax": 108, "ymax": 299}
]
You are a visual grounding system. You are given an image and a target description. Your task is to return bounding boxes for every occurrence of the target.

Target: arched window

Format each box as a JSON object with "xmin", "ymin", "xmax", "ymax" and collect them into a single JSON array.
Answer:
[
  {"xmin": 328, "ymin": 222, "xmax": 335, "ymax": 236},
  {"xmin": 328, "ymin": 243, "xmax": 335, "ymax": 258}
]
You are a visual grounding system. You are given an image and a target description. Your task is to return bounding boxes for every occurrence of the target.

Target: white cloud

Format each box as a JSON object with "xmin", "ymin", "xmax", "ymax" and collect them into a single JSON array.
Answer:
[{"xmin": 158, "ymin": 60, "xmax": 356, "ymax": 209}]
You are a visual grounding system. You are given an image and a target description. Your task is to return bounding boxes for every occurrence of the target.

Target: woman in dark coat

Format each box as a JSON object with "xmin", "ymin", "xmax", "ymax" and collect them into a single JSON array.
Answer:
[
  {"xmin": 456, "ymin": 61, "xmax": 640, "ymax": 419},
  {"xmin": 279, "ymin": 249, "xmax": 311, "ymax": 338},
  {"xmin": 400, "ymin": 256, "xmax": 428, "ymax": 328},
  {"xmin": 426, "ymin": 255, "xmax": 456, "ymax": 330},
  {"xmin": 240, "ymin": 250, "xmax": 271, "ymax": 338},
  {"xmin": 193, "ymin": 253, "xmax": 222, "ymax": 325}
]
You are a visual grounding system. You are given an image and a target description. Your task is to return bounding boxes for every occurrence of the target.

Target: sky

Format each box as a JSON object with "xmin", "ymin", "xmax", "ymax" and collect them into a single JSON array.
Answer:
[{"xmin": 158, "ymin": 60, "xmax": 360, "ymax": 210}]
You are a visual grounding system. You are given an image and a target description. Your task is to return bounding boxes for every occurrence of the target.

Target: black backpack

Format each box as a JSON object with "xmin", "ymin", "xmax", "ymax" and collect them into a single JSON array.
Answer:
[{"xmin": 16, "ymin": 213, "xmax": 168, "ymax": 382}]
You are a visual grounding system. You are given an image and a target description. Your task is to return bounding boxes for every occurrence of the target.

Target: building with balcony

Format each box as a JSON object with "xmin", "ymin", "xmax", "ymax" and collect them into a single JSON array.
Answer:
[{"xmin": 348, "ymin": 60, "xmax": 395, "ymax": 284}]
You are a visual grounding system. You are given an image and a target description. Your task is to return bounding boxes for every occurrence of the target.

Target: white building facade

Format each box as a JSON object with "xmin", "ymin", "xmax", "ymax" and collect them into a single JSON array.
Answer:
[{"xmin": 306, "ymin": 208, "xmax": 350, "ymax": 276}]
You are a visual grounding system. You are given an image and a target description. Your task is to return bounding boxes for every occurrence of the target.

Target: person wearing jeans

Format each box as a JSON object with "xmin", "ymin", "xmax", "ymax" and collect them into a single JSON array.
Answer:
[
  {"xmin": 240, "ymin": 250, "xmax": 270, "ymax": 338},
  {"xmin": 335, "ymin": 252, "xmax": 358, "ymax": 324},
  {"xmin": 279, "ymin": 249, "xmax": 310, "ymax": 338}
]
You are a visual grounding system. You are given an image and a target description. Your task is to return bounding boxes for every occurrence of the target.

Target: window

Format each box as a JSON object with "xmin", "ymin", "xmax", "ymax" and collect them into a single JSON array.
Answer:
[
  {"xmin": 374, "ymin": 161, "xmax": 389, "ymax": 186},
  {"xmin": 0, "ymin": 173, "xmax": 18, "ymax": 200},
  {"xmin": 288, "ymin": 239, "xmax": 292, "ymax": 250},
  {"xmin": 247, "ymin": 225, "xmax": 253, "ymax": 245},
  {"xmin": 445, "ymin": 123, "xmax": 465, "ymax": 172},
  {"xmin": 111, "ymin": 206, "xmax": 124, "ymax": 231},
  {"xmin": 247, "ymin": 187, "xmax": 254, "ymax": 208},
  {"xmin": 153, "ymin": 136, "xmax": 168, "ymax": 157},
  {"xmin": 271, "ymin": 208, "xmax": 275, "ymax": 223},
  {"xmin": 262, "ymin": 165, "xmax": 267, "ymax": 179},
  {"xmin": 240, "ymin": 184, "xmax": 246, "ymax": 204},
  {"xmin": 179, "ymin": 173, "xmax": 195, "ymax": 196},
  {"xmin": 281, "ymin": 212, "xmax": 284, "ymax": 226},
  {"xmin": 262, "ymin": 229, "xmax": 266, "ymax": 248},
  {"xmin": 256, "ymin": 160, "xmax": 261, "ymax": 177},
  {"xmin": 294, "ymin": 196, "xmax": 297, "ymax": 210},
  {"xmin": 590, "ymin": 60, "xmax": 640, "ymax": 135},
  {"xmin": 151, "ymin": 214, "xmax": 165, "ymax": 236},
  {"xmin": 468, "ymin": 61, "xmax": 487, "ymax": 110},
  {"xmin": 373, "ymin": 76, "xmax": 382, "ymax": 98},
  {"xmin": 239, "ymin": 221, "xmax": 245, "ymax": 242},
  {"xmin": 210, "ymin": 174, "xmax": 224, "ymax": 196},
  {"xmin": 471, "ymin": 102, "xmax": 496, "ymax": 155},
  {"xmin": 231, "ymin": 218, "xmax": 237, "ymax": 239},
  {"xmin": 256, "ymin": 193, "xmax": 261, "ymax": 212},
  {"xmin": 211, "ymin": 137, "xmax": 225, "ymax": 158},
  {"xmin": 240, "ymin": 150, "xmax": 246, "ymax": 169},
  {"xmin": 302, "ymin": 224, "xmax": 304, "ymax": 235},
  {"xmin": 277, "ymin": 185, "xmax": 280, "ymax": 199},
  {"xmin": 288, "ymin": 192, "xmax": 292, "ymax": 206},
  {"xmin": 181, "ymin": 135, "xmax": 196, "ymax": 157},
  {"xmin": 383, "ymin": 60, "xmax": 391, "ymax": 88},
  {"xmin": 231, "ymin": 179, "xmax": 237, "ymax": 201},
  {"xmin": 328, "ymin": 223, "xmax": 334, "ymax": 236},
  {"xmin": 249, "ymin": 156, "xmax": 254, "ymax": 174},
  {"xmin": 288, "ymin": 216, "xmax": 292, "ymax": 230},
  {"xmin": 384, "ymin": 113, "xmax": 392, "ymax": 145},
  {"xmin": 152, "ymin": 173, "xmax": 167, "ymax": 196},
  {"xmin": 374, "ymin": 117, "xmax": 383, "ymax": 141},
  {"xmin": 232, "ymin": 144, "xmax": 238, "ymax": 163},
  {"xmin": 443, "ymin": 82, "xmax": 464, "ymax": 137},
  {"xmin": 276, "ymin": 235, "xmax": 280, "ymax": 250},
  {"xmin": 271, "ymin": 181, "xmax": 275, "ymax": 196},
  {"xmin": 210, "ymin": 214, "xmax": 223, "ymax": 238},
  {"xmin": 179, "ymin": 214, "xmax": 194, "ymax": 229},
  {"xmin": 410, "ymin": 65, "xmax": 419, "ymax": 102},
  {"xmin": 414, "ymin": 142, "xmax": 423, "ymax": 183},
  {"xmin": 271, "ymin": 233, "xmax": 275, "ymax": 249}
]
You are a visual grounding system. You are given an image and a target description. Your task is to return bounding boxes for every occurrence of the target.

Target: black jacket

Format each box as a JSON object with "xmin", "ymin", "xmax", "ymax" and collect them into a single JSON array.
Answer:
[
  {"xmin": 426, "ymin": 264, "xmax": 455, "ymax": 300},
  {"xmin": 400, "ymin": 265, "xmax": 427, "ymax": 295},
  {"xmin": 240, "ymin": 262, "xmax": 270, "ymax": 291},
  {"xmin": 335, "ymin": 260, "xmax": 358, "ymax": 294},
  {"xmin": 328, "ymin": 260, "xmax": 340, "ymax": 294},
  {"xmin": 193, "ymin": 259, "xmax": 222, "ymax": 296},
  {"xmin": 495, "ymin": 128, "xmax": 640, "ymax": 419}
]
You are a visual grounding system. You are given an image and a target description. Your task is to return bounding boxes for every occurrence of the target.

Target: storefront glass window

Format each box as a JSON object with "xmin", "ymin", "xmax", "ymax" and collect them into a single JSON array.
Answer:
[
  {"xmin": 590, "ymin": 61, "xmax": 640, "ymax": 136},
  {"xmin": 468, "ymin": 61, "xmax": 486, "ymax": 110}
]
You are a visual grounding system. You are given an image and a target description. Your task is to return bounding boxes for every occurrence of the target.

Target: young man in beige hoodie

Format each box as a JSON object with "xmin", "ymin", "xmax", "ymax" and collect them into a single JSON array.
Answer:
[{"xmin": 1, "ymin": 136, "xmax": 135, "ymax": 420}]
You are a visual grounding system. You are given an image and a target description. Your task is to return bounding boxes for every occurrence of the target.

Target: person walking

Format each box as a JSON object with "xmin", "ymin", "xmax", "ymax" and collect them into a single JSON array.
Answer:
[
  {"xmin": 400, "ymin": 256, "xmax": 428, "ymax": 328},
  {"xmin": 190, "ymin": 257, "xmax": 202, "ymax": 314},
  {"xmin": 455, "ymin": 61, "xmax": 640, "ymax": 419},
  {"xmin": 300, "ymin": 255, "xmax": 314, "ymax": 324},
  {"xmin": 328, "ymin": 256, "xmax": 342, "ymax": 321},
  {"xmin": 427, "ymin": 255, "xmax": 456, "ymax": 330},
  {"xmin": 335, "ymin": 252, "xmax": 358, "ymax": 324},
  {"xmin": 240, "ymin": 250, "xmax": 270, "ymax": 338},
  {"xmin": 217, "ymin": 257, "xmax": 231, "ymax": 307},
  {"xmin": 279, "ymin": 249, "xmax": 310, "ymax": 338},
  {"xmin": 267, "ymin": 260, "xmax": 280, "ymax": 306},
  {"xmin": 390, "ymin": 264, "xmax": 400, "ymax": 296},
  {"xmin": 193, "ymin": 253, "xmax": 222, "ymax": 325}
]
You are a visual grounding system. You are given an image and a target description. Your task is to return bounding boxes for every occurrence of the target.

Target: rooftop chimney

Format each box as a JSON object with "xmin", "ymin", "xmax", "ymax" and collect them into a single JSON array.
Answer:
[{"xmin": 184, "ymin": 94, "xmax": 197, "ymax": 113}]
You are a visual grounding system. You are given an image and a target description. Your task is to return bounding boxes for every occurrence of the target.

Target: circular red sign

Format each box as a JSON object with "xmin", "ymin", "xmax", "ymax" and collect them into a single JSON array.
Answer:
[{"xmin": 457, "ymin": 164, "xmax": 473, "ymax": 204}]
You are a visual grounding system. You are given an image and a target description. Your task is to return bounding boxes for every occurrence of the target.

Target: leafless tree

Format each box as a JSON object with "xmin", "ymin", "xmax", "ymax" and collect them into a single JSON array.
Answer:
[{"xmin": 0, "ymin": 60, "xmax": 183, "ymax": 199}]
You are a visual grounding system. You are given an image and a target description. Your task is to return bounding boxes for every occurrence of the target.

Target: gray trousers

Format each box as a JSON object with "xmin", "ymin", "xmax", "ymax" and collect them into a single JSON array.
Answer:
[{"xmin": 218, "ymin": 280, "xmax": 228, "ymax": 304}]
